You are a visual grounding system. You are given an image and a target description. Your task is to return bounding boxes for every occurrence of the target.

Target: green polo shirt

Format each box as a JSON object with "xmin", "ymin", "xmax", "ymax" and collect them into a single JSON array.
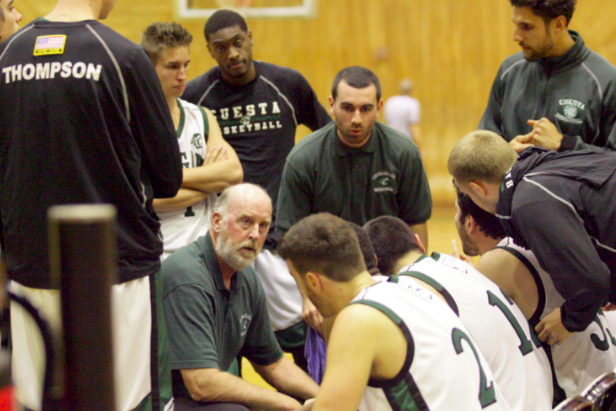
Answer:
[
  {"xmin": 162, "ymin": 233, "xmax": 284, "ymax": 399},
  {"xmin": 276, "ymin": 121, "xmax": 432, "ymax": 234}
]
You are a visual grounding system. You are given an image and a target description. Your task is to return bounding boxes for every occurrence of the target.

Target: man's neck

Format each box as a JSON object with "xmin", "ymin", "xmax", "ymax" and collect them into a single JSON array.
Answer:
[
  {"xmin": 550, "ymin": 30, "xmax": 576, "ymax": 59},
  {"xmin": 46, "ymin": 0, "xmax": 100, "ymax": 22},
  {"xmin": 477, "ymin": 237, "xmax": 503, "ymax": 257},
  {"xmin": 222, "ymin": 62, "xmax": 257, "ymax": 87},
  {"xmin": 217, "ymin": 257, "xmax": 236, "ymax": 290},
  {"xmin": 331, "ymin": 271, "xmax": 377, "ymax": 314},
  {"xmin": 392, "ymin": 251, "xmax": 423, "ymax": 275}
]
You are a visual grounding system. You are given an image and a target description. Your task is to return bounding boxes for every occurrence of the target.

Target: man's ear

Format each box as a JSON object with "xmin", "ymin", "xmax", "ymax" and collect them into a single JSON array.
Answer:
[
  {"xmin": 552, "ymin": 15, "xmax": 568, "ymax": 32},
  {"xmin": 465, "ymin": 214, "xmax": 478, "ymax": 235},
  {"xmin": 414, "ymin": 234, "xmax": 427, "ymax": 254},
  {"xmin": 305, "ymin": 271, "xmax": 322, "ymax": 292},
  {"xmin": 212, "ymin": 212, "xmax": 223, "ymax": 233},
  {"xmin": 469, "ymin": 181, "xmax": 488, "ymax": 199},
  {"xmin": 328, "ymin": 96, "xmax": 335, "ymax": 115}
]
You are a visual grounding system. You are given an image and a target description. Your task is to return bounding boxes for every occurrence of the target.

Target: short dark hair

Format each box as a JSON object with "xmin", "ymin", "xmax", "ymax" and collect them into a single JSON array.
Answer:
[
  {"xmin": 331, "ymin": 66, "xmax": 382, "ymax": 102},
  {"xmin": 204, "ymin": 9, "xmax": 248, "ymax": 42},
  {"xmin": 363, "ymin": 216, "xmax": 421, "ymax": 276},
  {"xmin": 278, "ymin": 213, "xmax": 366, "ymax": 282},
  {"xmin": 510, "ymin": 0, "xmax": 576, "ymax": 25},
  {"xmin": 349, "ymin": 223, "xmax": 380, "ymax": 276},
  {"xmin": 456, "ymin": 188, "xmax": 506, "ymax": 240},
  {"xmin": 141, "ymin": 22, "xmax": 193, "ymax": 64}
]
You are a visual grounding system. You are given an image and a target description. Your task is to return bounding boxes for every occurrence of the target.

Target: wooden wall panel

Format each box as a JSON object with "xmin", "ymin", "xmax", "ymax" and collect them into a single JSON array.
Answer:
[{"xmin": 18, "ymin": 0, "xmax": 616, "ymax": 205}]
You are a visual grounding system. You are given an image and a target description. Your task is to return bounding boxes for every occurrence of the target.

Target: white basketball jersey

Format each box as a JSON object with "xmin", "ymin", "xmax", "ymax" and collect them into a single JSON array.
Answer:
[
  {"xmin": 354, "ymin": 281, "xmax": 511, "ymax": 411},
  {"xmin": 496, "ymin": 238, "xmax": 616, "ymax": 397},
  {"xmin": 158, "ymin": 99, "xmax": 216, "ymax": 255},
  {"xmin": 402, "ymin": 254, "xmax": 553, "ymax": 411}
]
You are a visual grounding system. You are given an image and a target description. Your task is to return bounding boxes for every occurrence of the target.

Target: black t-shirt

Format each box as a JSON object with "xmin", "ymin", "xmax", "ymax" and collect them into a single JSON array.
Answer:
[
  {"xmin": 184, "ymin": 61, "xmax": 331, "ymax": 221},
  {"xmin": 0, "ymin": 19, "xmax": 182, "ymax": 288}
]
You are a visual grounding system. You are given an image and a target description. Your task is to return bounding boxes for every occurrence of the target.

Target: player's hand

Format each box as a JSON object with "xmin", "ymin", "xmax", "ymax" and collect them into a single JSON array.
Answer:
[
  {"xmin": 452, "ymin": 239, "xmax": 475, "ymax": 267},
  {"xmin": 303, "ymin": 296, "xmax": 323, "ymax": 334},
  {"xmin": 294, "ymin": 398, "xmax": 315, "ymax": 411},
  {"xmin": 535, "ymin": 307, "xmax": 571, "ymax": 345},
  {"xmin": 203, "ymin": 145, "xmax": 227, "ymax": 165},
  {"xmin": 509, "ymin": 134, "xmax": 533, "ymax": 153},
  {"xmin": 527, "ymin": 118, "xmax": 563, "ymax": 151}
]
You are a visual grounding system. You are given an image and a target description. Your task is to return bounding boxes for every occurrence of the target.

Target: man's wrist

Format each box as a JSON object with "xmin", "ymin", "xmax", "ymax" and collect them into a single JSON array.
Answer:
[{"xmin": 558, "ymin": 134, "xmax": 576, "ymax": 151}]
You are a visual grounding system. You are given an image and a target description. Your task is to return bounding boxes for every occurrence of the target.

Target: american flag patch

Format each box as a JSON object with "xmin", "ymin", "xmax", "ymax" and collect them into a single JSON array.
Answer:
[{"xmin": 33, "ymin": 35, "xmax": 67, "ymax": 56}]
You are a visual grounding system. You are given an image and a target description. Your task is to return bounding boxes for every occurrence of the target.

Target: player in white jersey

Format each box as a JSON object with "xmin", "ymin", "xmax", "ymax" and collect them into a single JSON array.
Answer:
[
  {"xmin": 141, "ymin": 22, "xmax": 243, "ymax": 258},
  {"xmin": 364, "ymin": 215, "xmax": 553, "ymax": 411},
  {"xmin": 453, "ymin": 188, "xmax": 616, "ymax": 399},
  {"xmin": 278, "ymin": 213, "xmax": 511, "ymax": 411}
]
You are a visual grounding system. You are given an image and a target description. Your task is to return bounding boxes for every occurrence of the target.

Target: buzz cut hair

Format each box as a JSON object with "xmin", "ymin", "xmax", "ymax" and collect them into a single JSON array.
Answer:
[
  {"xmin": 140, "ymin": 22, "xmax": 193, "ymax": 64},
  {"xmin": 448, "ymin": 130, "xmax": 517, "ymax": 185},
  {"xmin": 363, "ymin": 216, "xmax": 421, "ymax": 276},
  {"xmin": 510, "ymin": 0, "xmax": 576, "ymax": 26},
  {"xmin": 331, "ymin": 66, "xmax": 382, "ymax": 102},
  {"xmin": 278, "ymin": 213, "xmax": 366, "ymax": 282},
  {"xmin": 204, "ymin": 9, "xmax": 248, "ymax": 43}
]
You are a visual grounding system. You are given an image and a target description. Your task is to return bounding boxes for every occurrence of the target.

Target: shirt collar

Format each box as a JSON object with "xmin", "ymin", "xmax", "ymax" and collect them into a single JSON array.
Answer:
[{"xmin": 333, "ymin": 122, "xmax": 380, "ymax": 156}]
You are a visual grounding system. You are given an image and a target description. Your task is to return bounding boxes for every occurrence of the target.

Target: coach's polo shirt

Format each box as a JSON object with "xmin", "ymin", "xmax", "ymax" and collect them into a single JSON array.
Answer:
[
  {"xmin": 162, "ymin": 233, "xmax": 283, "ymax": 399},
  {"xmin": 276, "ymin": 121, "xmax": 432, "ymax": 234}
]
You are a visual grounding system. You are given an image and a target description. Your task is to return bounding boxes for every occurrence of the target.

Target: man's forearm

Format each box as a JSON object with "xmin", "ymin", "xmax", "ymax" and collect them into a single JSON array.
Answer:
[
  {"xmin": 181, "ymin": 368, "xmax": 301, "ymax": 411},
  {"xmin": 254, "ymin": 357, "xmax": 319, "ymax": 401},
  {"xmin": 153, "ymin": 188, "xmax": 208, "ymax": 212}
]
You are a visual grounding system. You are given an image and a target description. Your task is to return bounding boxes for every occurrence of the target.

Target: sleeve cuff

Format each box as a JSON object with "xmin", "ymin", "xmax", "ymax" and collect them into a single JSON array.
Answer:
[{"xmin": 558, "ymin": 134, "xmax": 577, "ymax": 152}]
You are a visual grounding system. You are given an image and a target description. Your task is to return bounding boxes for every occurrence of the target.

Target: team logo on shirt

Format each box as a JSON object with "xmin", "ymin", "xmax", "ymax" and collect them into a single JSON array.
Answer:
[
  {"xmin": 191, "ymin": 133, "xmax": 203, "ymax": 150},
  {"xmin": 372, "ymin": 171, "xmax": 395, "ymax": 193},
  {"xmin": 239, "ymin": 313, "xmax": 252, "ymax": 337},
  {"xmin": 556, "ymin": 99, "xmax": 584, "ymax": 125}
]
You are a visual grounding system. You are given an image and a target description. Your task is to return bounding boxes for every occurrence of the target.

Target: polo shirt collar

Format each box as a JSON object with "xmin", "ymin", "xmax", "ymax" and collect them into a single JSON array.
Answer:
[
  {"xmin": 201, "ymin": 232, "xmax": 239, "ymax": 292},
  {"xmin": 333, "ymin": 123, "xmax": 380, "ymax": 156}
]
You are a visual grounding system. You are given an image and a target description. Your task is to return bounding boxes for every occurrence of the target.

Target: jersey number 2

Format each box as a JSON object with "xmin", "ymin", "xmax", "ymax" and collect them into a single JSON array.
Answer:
[{"xmin": 452, "ymin": 328, "xmax": 497, "ymax": 409}]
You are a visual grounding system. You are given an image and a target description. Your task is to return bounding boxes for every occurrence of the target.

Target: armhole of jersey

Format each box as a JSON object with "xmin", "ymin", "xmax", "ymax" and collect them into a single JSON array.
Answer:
[
  {"xmin": 349, "ymin": 300, "xmax": 415, "ymax": 389},
  {"xmin": 397, "ymin": 271, "xmax": 460, "ymax": 317},
  {"xmin": 495, "ymin": 245, "xmax": 546, "ymax": 328},
  {"xmin": 198, "ymin": 105, "xmax": 209, "ymax": 143}
]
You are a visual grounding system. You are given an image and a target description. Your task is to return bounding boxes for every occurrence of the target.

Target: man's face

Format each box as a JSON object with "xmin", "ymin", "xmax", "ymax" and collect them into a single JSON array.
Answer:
[
  {"xmin": 0, "ymin": 0, "xmax": 21, "ymax": 44},
  {"xmin": 453, "ymin": 178, "xmax": 497, "ymax": 214},
  {"xmin": 512, "ymin": 6, "xmax": 556, "ymax": 62},
  {"xmin": 207, "ymin": 25, "xmax": 253, "ymax": 82},
  {"xmin": 215, "ymin": 198, "xmax": 272, "ymax": 272},
  {"xmin": 454, "ymin": 199, "xmax": 480, "ymax": 257},
  {"xmin": 329, "ymin": 81, "xmax": 382, "ymax": 148},
  {"xmin": 155, "ymin": 46, "xmax": 190, "ymax": 101},
  {"xmin": 287, "ymin": 261, "xmax": 335, "ymax": 318}
]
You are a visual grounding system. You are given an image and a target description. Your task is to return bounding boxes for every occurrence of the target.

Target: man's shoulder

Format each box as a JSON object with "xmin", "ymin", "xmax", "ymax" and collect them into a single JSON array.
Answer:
[
  {"xmin": 582, "ymin": 48, "xmax": 616, "ymax": 79},
  {"xmin": 185, "ymin": 67, "xmax": 222, "ymax": 102},
  {"xmin": 162, "ymin": 239, "xmax": 213, "ymax": 291},
  {"xmin": 286, "ymin": 122, "xmax": 336, "ymax": 163},
  {"xmin": 256, "ymin": 61, "xmax": 306, "ymax": 82},
  {"xmin": 7, "ymin": 20, "xmax": 139, "ymax": 56}
]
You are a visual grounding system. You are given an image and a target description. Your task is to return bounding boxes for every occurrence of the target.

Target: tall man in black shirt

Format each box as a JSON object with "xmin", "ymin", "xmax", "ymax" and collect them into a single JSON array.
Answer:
[{"xmin": 0, "ymin": 0, "xmax": 182, "ymax": 409}]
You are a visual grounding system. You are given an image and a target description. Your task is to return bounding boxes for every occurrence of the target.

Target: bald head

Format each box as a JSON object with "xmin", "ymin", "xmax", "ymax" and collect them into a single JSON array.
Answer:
[
  {"xmin": 448, "ymin": 130, "xmax": 517, "ymax": 185},
  {"xmin": 213, "ymin": 183, "xmax": 272, "ymax": 219},
  {"xmin": 399, "ymin": 78, "xmax": 413, "ymax": 94}
]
